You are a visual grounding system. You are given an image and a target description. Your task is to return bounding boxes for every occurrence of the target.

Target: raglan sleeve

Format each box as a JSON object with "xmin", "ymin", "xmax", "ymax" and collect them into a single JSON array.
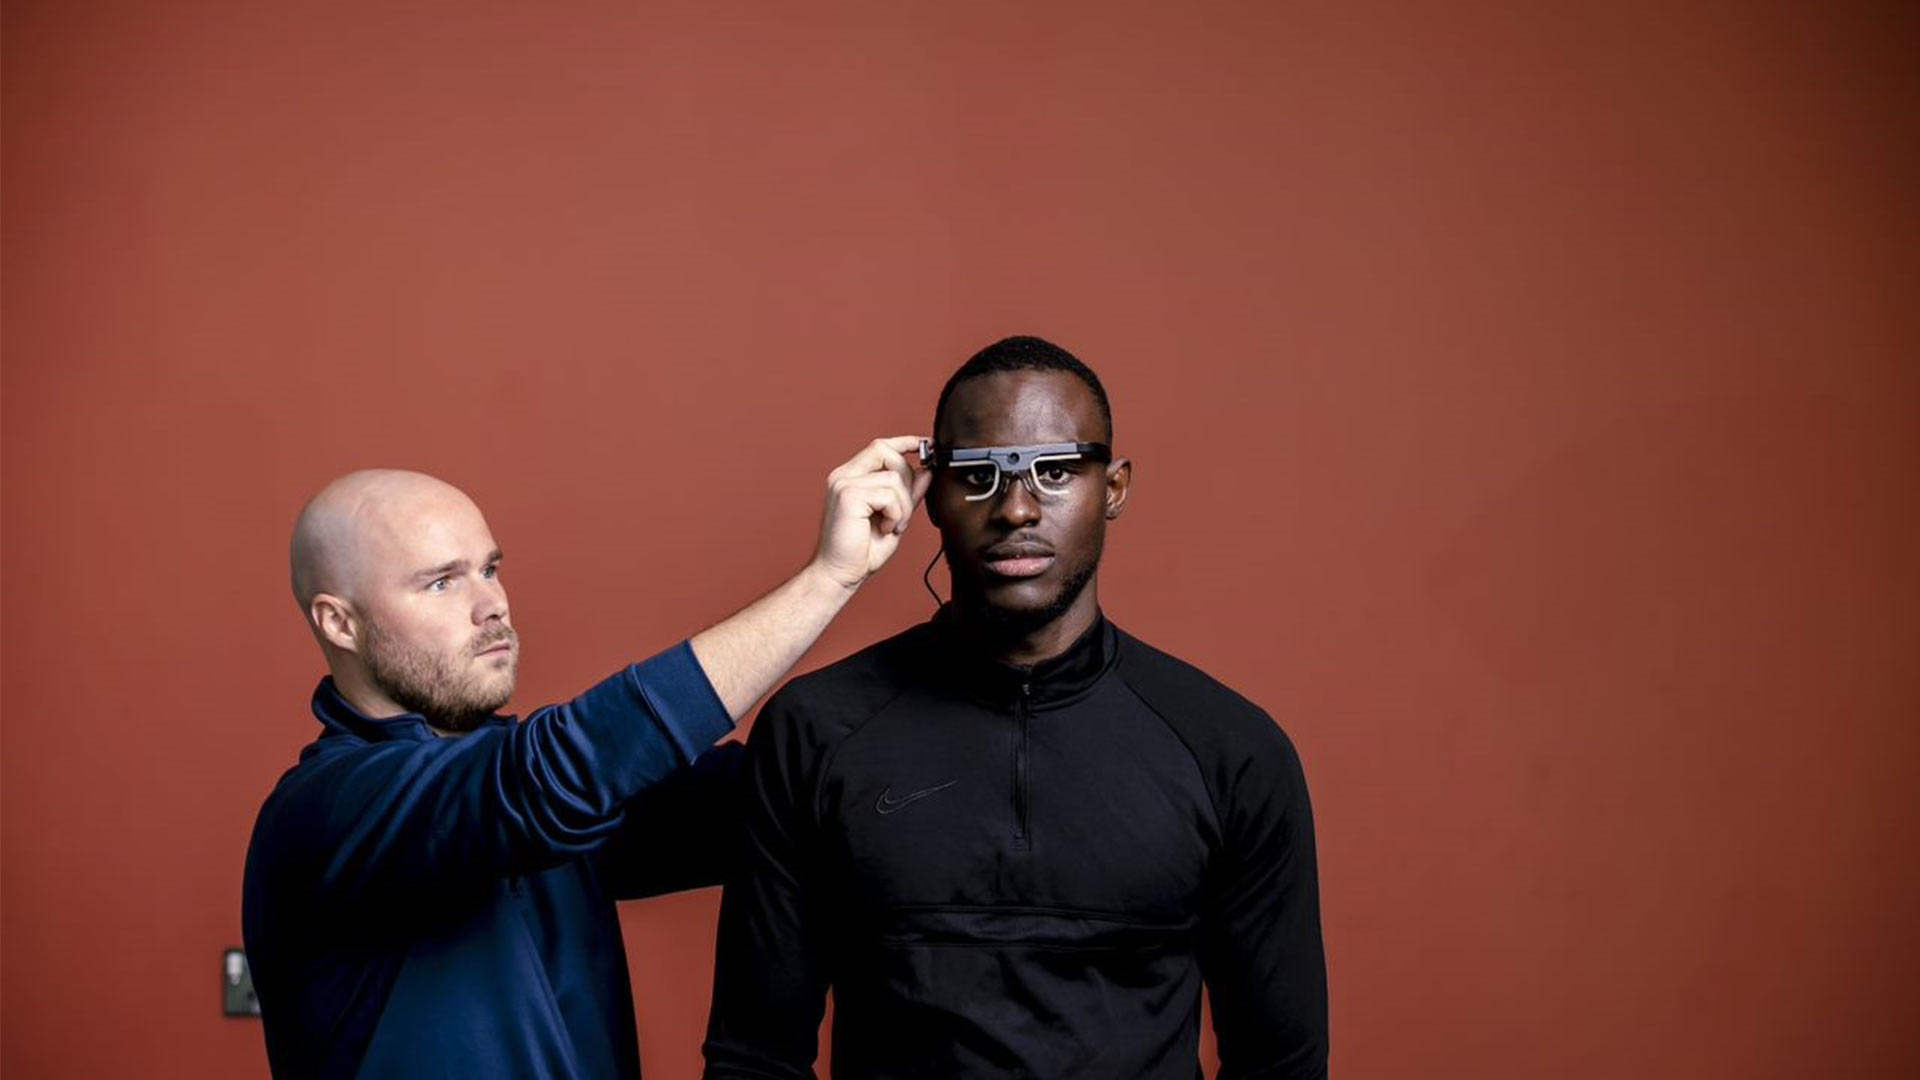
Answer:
[
  {"xmin": 265, "ymin": 641, "xmax": 735, "ymax": 906},
  {"xmin": 1199, "ymin": 716, "xmax": 1330, "ymax": 1079},
  {"xmin": 703, "ymin": 684, "xmax": 834, "ymax": 1079}
]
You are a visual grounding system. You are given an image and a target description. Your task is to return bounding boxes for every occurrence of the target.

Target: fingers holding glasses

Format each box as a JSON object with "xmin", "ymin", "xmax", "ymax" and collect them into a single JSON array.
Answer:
[
  {"xmin": 814, "ymin": 436, "xmax": 931, "ymax": 588},
  {"xmin": 830, "ymin": 436, "xmax": 924, "ymax": 495}
]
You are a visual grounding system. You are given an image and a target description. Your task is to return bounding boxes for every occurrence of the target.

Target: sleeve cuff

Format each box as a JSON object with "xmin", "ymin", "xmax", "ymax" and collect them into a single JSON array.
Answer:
[{"xmin": 625, "ymin": 640, "xmax": 735, "ymax": 764}]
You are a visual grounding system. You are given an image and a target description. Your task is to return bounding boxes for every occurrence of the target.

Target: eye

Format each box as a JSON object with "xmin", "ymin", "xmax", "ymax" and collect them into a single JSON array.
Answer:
[
  {"xmin": 1036, "ymin": 463, "xmax": 1075, "ymax": 484},
  {"xmin": 427, "ymin": 576, "xmax": 452, "ymax": 593},
  {"xmin": 958, "ymin": 465, "xmax": 999, "ymax": 490},
  {"xmin": 482, "ymin": 563, "xmax": 499, "ymax": 580}
]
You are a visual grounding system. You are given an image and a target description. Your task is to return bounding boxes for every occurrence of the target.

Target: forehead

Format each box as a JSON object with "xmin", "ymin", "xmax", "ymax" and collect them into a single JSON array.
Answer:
[
  {"xmin": 938, "ymin": 370, "xmax": 1105, "ymax": 447},
  {"xmin": 361, "ymin": 489, "xmax": 497, "ymax": 577}
]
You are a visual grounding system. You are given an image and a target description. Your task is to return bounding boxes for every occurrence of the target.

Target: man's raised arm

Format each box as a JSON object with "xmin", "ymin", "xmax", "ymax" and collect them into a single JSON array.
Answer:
[{"xmin": 692, "ymin": 435, "xmax": 930, "ymax": 718}]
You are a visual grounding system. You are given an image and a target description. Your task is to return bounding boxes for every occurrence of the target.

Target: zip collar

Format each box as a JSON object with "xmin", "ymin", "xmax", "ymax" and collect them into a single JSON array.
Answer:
[
  {"xmin": 924, "ymin": 606, "xmax": 1119, "ymax": 710},
  {"xmin": 308, "ymin": 676, "xmax": 514, "ymax": 744}
]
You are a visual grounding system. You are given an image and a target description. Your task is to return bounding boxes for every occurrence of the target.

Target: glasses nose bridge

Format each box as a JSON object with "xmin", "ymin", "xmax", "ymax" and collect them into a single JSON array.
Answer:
[
  {"xmin": 987, "ymin": 462, "xmax": 1051, "ymax": 512},
  {"xmin": 1012, "ymin": 465, "xmax": 1049, "ymax": 500}
]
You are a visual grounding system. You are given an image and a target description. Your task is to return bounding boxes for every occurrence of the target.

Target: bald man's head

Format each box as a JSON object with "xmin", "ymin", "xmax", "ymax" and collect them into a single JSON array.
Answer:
[
  {"xmin": 292, "ymin": 470, "xmax": 518, "ymax": 733},
  {"xmin": 291, "ymin": 470, "xmax": 481, "ymax": 608}
]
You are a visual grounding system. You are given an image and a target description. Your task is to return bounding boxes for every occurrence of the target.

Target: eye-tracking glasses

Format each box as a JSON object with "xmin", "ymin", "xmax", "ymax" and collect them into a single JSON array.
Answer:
[{"xmin": 918, "ymin": 438, "xmax": 1112, "ymax": 502}]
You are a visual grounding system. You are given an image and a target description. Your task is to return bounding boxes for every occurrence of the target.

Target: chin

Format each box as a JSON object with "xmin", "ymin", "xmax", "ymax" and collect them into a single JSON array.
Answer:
[
  {"xmin": 465, "ymin": 670, "xmax": 515, "ymax": 714},
  {"xmin": 963, "ymin": 559, "xmax": 1095, "ymax": 633},
  {"xmin": 963, "ymin": 574, "xmax": 1055, "ymax": 615},
  {"xmin": 483, "ymin": 678, "xmax": 517, "ymax": 712},
  {"xmin": 974, "ymin": 581, "xmax": 1069, "ymax": 624},
  {"xmin": 981, "ymin": 579, "xmax": 1059, "ymax": 611}
]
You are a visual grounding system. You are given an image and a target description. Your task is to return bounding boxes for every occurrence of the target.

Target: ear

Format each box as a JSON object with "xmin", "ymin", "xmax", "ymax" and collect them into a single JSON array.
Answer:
[
  {"xmin": 309, "ymin": 593, "xmax": 361, "ymax": 654},
  {"xmin": 1104, "ymin": 458, "xmax": 1132, "ymax": 520}
]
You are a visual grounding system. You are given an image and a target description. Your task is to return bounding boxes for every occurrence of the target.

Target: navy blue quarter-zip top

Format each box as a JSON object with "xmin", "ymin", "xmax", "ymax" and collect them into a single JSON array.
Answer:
[{"xmin": 244, "ymin": 642, "xmax": 743, "ymax": 1080}]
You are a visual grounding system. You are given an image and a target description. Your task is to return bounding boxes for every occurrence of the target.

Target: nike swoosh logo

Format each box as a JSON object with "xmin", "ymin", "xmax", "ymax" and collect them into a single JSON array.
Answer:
[{"xmin": 875, "ymin": 780, "xmax": 958, "ymax": 815}]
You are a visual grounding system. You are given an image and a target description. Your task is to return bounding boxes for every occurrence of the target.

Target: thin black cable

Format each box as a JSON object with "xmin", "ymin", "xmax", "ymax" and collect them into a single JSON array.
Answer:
[{"xmin": 921, "ymin": 544, "xmax": 945, "ymax": 609}]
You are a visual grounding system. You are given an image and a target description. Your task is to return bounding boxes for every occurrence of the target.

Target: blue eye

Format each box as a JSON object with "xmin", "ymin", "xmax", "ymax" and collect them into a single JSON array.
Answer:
[
  {"xmin": 482, "ymin": 564, "xmax": 499, "ymax": 580},
  {"xmin": 427, "ymin": 577, "xmax": 451, "ymax": 593}
]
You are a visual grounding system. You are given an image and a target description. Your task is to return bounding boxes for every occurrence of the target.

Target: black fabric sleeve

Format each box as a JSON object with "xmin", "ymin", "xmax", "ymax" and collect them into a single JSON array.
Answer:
[
  {"xmin": 1199, "ymin": 721, "xmax": 1330, "ymax": 1079},
  {"xmin": 703, "ymin": 688, "xmax": 833, "ymax": 1079},
  {"xmin": 594, "ymin": 740, "xmax": 747, "ymax": 900}
]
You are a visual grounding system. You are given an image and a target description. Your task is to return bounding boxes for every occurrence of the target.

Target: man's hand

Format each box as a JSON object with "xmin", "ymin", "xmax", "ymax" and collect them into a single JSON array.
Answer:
[
  {"xmin": 689, "ymin": 436, "xmax": 934, "ymax": 719},
  {"xmin": 810, "ymin": 436, "xmax": 933, "ymax": 591}
]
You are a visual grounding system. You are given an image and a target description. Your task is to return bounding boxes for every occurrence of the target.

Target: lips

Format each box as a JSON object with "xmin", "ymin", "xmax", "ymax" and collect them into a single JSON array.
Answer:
[{"xmin": 981, "ymin": 543, "xmax": 1055, "ymax": 579}]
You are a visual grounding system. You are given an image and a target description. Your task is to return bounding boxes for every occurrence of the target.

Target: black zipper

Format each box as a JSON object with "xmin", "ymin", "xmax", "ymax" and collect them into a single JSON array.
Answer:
[{"xmin": 1012, "ymin": 680, "xmax": 1031, "ymax": 849}]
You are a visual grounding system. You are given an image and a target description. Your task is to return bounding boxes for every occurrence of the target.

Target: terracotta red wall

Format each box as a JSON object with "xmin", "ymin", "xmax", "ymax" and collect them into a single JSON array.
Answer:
[{"xmin": 5, "ymin": 2, "xmax": 1916, "ymax": 1077}]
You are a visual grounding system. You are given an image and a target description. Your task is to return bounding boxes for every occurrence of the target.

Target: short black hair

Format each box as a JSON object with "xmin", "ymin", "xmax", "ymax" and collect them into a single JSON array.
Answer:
[{"xmin": 933, "ymin": 335, "xmax": 1113, "ymax": 443}]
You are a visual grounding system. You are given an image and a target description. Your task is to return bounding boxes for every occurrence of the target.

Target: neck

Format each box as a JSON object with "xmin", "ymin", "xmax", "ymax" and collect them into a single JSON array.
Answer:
[
  {"xmin": 329, "ymin": 664, "xmax": 406, "ymax": 721},
  {"xmin": 328, "ymin": 669, "xmax": 463, "ymax": 737},
  {"xmin": 951, "ymin": 582, "xmax": 1101, "ymax": 668}
]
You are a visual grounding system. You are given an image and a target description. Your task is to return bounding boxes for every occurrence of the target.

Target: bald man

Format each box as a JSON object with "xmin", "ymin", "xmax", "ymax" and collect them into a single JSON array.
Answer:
[{"xmin": 243, "ymin": 441, "xmax": 930, "ymax": 1080}]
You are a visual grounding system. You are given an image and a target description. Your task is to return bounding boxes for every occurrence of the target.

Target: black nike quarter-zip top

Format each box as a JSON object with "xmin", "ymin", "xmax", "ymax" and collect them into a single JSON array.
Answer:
[{"xmin": 703, "ymin": 610, "xmax": 1329, "ymax": 1079}]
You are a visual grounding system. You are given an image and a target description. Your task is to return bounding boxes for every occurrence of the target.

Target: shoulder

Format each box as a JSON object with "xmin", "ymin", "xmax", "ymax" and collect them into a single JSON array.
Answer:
[
  {"xmin": 250, "ymin": 736, "xmax": 365, "ymax": 837},
  {"xmin": 254, "ymin": 728, "xmax": 469, "ymax": 836},
  {"xmin": 1112, "ymin": 627, "xmax": 1315, "ymax": 833},
  {"xmin": 1113, "ymin": 628, "xmax": 1297, "ymax": 757},
  {"xmin": 246, "ymin": 732, "xmax": 370, "ymax": 882},
  {"xmin": 751, "ymin": 621, "xmax": 935, "ymax": 749}
]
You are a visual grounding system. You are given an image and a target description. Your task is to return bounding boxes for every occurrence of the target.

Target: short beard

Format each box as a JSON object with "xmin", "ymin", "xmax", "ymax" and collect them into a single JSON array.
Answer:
[
  {"xmin": 956, "ymin": 556, "xmax": 1098, "ymax": 643},
  {"xmin": 360, "ymin": 618, "xmax": 516, "ymax": 734}
]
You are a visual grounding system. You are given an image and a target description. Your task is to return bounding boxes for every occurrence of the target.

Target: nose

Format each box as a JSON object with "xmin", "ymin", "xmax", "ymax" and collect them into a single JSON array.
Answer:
[
  {"xmin": 474, "ymin": 573, "xmax": 510, "ymax": 625},
  {"xmin": 990, "ymin": 471, "xmax": 1043, "ymax": 529}
]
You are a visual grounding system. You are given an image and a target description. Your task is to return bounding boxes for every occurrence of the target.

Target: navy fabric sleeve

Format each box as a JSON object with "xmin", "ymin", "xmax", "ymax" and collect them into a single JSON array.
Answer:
[
  {"xmin": 703, "ymin": 689, "xmax": 832, "ymax": 1079},
  {"xmin": 1199, "ymin": 722, "xmax": 1330, "ymax": 1080},
  {"xmin": 275, "ymin": 642, "xmax": 733, "ymax": 906},
  {"xmin": 594, "ymin": 740, "xmax": 747, "ymax": 900}
]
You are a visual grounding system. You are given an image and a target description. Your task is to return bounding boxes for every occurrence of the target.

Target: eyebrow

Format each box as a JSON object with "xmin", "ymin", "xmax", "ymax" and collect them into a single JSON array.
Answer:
[{"xmin": 412, "ymin": 549, "xmax": 504, "ymax": 581}]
